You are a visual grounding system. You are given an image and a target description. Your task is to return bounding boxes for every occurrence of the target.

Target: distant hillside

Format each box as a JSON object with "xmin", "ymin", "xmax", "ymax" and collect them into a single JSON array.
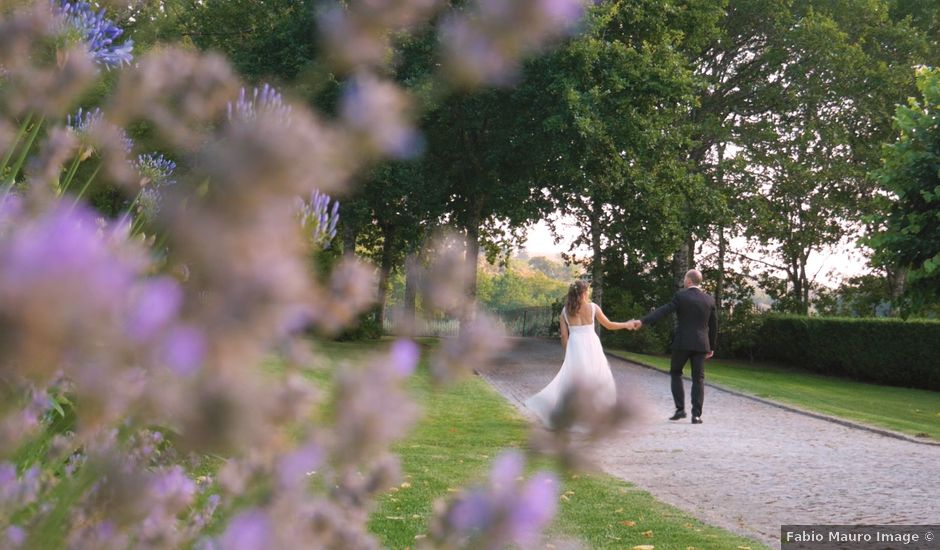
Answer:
[
  {"xmin": 477, "ymin": 256, "xmax": 574, "ymax": 310},
  {"xmin": 387, "ymin": 255, "xmax": 577, "ymax": 311}
]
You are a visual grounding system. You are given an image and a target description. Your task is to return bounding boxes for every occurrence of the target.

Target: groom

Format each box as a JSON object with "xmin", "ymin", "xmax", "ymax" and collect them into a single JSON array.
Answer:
[{"xmin": 627, "ymin": 269, "xmax": 717, "ymax": 424}]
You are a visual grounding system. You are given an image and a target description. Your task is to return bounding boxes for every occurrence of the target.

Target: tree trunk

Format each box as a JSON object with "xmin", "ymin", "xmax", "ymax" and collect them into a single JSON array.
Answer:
[
  {"xmin": 887, "ymin": 266, "xmax": 907, "ymax": 317},
  {"xmin": 672, "ymin": 238, "xmax": 692, "ymax": 289},
  {"xmin": 788, "ymin": 260, "xmax": 810, "ymax": 315},
  {"xmin": 462, "ymin": 197, "xmax": 485, "ymax": 325},
  {"xmin": 716, "ymin": 224, "xmax": 726, "ymax": 310},
  {"xmin": 714, "ymin": 143, "xmax": 727, "ymax": 311},
  {"xmin": 589, "ymin": 201, "xmax": 604, "ymax": 311},
  {"xmin": 342, "ymin": 221, "xmax": 358, "ymax": 257},
  {"xmin": 800, "ymin": 262, "xmax": 809, "ymax": 314},
  {"xmin": 588, "ymin": 197, "xmax": 604, "ymax": 335},
  {"xmin": 376, "ymin": 223, "xmax": 397, "ymax": 328},
  {"xmin": 403, "ymin": 254, "xmax": 419, "ymax": 327}
]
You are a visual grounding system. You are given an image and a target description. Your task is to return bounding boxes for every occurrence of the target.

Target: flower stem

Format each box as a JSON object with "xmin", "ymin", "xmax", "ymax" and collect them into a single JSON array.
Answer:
[
  {"xmin": 58, "ymin": 153, "xmax": 84, "ymax": 196},
  {"xmin": 128, "ymin": 188, "xmax": 144, "ymax": 211},
  {"xmin": 117, "ymin": 187, "xmax": 146, "ymax": 236},
  {"xmin": 70, "ymin": 163, "xmax": 101, "ymax": 209},
  {"xmin": 6, "ymin": 116, "xmax": 45, "ymax": 186},
  {"xmin": 0, "ymin": 113, "xmax": 34, "ymax": 178},
  {"xmin": 130, "ymin": 210, "xmax": 146, "ymax": 237},
  {"xmin": 153, "ymin": 231, "xmax": 169, "ymax": 253}
]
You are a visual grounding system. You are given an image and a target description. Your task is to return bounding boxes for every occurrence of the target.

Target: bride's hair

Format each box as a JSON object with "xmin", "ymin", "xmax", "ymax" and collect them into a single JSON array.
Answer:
[{"xmin": 565, "ymin": 280, "xmax": 589, "ymax": 317}]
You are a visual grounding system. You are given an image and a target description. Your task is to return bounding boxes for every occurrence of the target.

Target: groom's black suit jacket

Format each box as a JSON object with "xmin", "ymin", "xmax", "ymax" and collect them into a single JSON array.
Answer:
[{"xmin": 641, "ymin": 287, "xmax": 718, "ymax": 353}]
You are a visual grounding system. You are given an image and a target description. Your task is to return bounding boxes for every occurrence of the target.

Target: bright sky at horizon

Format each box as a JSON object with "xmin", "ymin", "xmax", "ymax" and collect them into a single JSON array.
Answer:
[{"xmin": 520, "ymin": 218, "xmax": 870, "ymax": 288}]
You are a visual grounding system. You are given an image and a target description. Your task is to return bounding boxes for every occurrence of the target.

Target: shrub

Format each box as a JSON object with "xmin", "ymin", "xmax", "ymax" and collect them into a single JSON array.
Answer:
[
  {"xmin": 716, "ymin": 305, "xmax": 763, "ymax": 361},
  {"xmin": 600, "ymin": 293, "xmax": 671, "ymax": 355},
  {"xmin": 336, "ymin": 311, "xmax": 384, "ymax": 341},
  {"xmin": 754, "ymin": 315, "xmax": 940, "ymax": 390}
]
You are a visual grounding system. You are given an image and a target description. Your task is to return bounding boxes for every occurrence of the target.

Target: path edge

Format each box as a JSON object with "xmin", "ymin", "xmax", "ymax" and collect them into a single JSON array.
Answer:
[{"xmin": 604, "ymin": 350, "xmax": 940, "ymax": 448}]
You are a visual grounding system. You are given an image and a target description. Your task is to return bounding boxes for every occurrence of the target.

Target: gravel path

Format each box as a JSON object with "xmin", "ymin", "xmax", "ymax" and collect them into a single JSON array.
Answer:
[{"xmin": 480, "ymin": 338, "xmax": 940, "ymax": 547}]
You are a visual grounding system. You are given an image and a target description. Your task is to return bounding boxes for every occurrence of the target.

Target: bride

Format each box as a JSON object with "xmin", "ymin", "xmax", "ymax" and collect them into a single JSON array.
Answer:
[{"xmin": 525, "ymin": 280, "xmax": 631, "ymax": 429}]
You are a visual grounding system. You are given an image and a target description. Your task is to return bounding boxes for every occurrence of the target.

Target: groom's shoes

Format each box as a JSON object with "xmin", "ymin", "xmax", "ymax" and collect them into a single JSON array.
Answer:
[
  {"xmin": 691, "ymin": 416, "xmax": 703, "ymax": 424},
  {"xmin": 668, "ymin": 410, "xmax": 687, "ymax": 421}
]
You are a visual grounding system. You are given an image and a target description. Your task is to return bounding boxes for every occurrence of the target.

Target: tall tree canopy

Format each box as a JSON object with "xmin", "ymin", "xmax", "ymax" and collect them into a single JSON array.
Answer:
[
  {"xmin": 512, "ymin": 0, "xmax": 721, "ymax": 309},
  {"xmin": 692, "ymin": 0, "xmax": 934, "ymax": 313},
  {"xmin": 868, "ymin": 68, "xmax": 940, "ymax": 308},
  {"xmin": 166, "ymin": 0, "xmax": 940, "ymax": 320}
]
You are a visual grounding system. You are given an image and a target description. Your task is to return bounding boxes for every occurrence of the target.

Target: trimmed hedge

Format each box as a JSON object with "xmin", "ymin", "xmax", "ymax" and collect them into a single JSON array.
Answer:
[{"xmin": 753, "ymin": 315, "xmax": 940, "ymax": 391}]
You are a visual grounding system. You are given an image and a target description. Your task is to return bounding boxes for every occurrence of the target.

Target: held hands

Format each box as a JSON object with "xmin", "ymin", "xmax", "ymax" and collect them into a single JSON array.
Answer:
[{"xmin": 621, "ymin": 319, "xmax": 642, "ymax": 331}]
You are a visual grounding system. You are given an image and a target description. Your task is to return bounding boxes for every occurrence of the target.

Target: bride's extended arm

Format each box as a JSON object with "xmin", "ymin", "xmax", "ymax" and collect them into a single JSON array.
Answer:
[{"xmin": 595, "ymin": 305, "xmax": 629, "ymax": 331}]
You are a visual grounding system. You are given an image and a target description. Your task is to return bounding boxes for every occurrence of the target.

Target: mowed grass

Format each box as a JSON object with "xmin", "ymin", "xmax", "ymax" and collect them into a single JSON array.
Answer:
[
  {"xmin": 608, "ymin": 349, "xmax": 940, "ymax": 441},
  {"xmin": 315, "ymin": 340, "xmax": 767, "ymax": 549}
]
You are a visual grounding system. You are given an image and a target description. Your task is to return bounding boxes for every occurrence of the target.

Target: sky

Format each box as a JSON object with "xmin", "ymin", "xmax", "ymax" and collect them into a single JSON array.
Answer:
[
  {"xmin": 520, "ymin": 217, "xmax": 871, "ymax": 287},
  {"xmin": 522, "ymin": 219, "xmax": 585, "ymax": 258}
]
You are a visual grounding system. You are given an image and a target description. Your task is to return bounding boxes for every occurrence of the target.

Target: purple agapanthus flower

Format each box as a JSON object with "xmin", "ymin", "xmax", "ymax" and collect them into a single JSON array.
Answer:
[
  {"xmin": 0, "ymin": 463, "xmax": 16, "ymax": 499},
  {"xmin": 126, "ymin": 276, "xmax": 183, "ymax": 342},
  {"xmin": 340, "ymin": 73, "xmax": 424, "ymax": 159},
  {"xmin": 149, "ymin": 465, "xmax": 197, "ymax": 507},
  {"xmin": 0, "ymin": 463, "xmax": 41, "ymax": 506},
  {"xmin": 449, "ymin": 488, "xmax": 493, "ymax": 532},
  {"xmin": 67, "ymin": 107, "xmax": 134, "ymax": 153},
  {"xmin": 227, "ymin": 84, "xmax": 292, "ymax": 124},
  {"xmin": 55, "ymin": 1, "xmax": 134, "ymax": 68},
  {"xmin": 135, "ymin": 186, "xmax": 162, "ymax": 222},
  {"xmin": 489, "ymin": 450, "xmax": 524, "ymax": 496},
  {"xmin": 1, "ymin": 205, "xmax": 137, "ymax": 306},
  {"xmin": 5, "ymin": 526, "xmax": 25, "ymax": 547},
  {"xmin": 217, "ymin": 510, "xmax": 273, "ymax": 550},
  {"xmin": 276, "ymin": 442, "xmax": 322, "ymax": 487},
  {"xmin": 160, "ymin": 325, "xmax": 206, "ymax": 377},
  {"xmin": 508, "ymin": 472, "xmax": 558, "ymax": 545},
  {"xmin": 66, "ymin": 106, "xmax": 103, "ymax": 134},
  {"xmin": 134, "ymin": 153, "xmax": 177, "ymax": 187},
  {"xmin": 299, "ymin": 190, "xmax": 340, "ymax": 249},
  {"xmin": 388, "ymin": 339, "xmax": 420, "ymax": 377},
  {"xmin": 132, "ymin": 153, "xmax": 176, "ymax": 220},
  {"xmin": 441, "ymin": 451, "xmax": 559, "ymax": 546},
  {"xmin": 0, "ymin": 193, "xmax": 22, "ymax": 237}
]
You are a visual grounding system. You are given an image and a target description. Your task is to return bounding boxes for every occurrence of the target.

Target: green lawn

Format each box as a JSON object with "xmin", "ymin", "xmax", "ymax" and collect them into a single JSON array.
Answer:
[
  {"xmin": 608, "ymin": 349, "xmax": 940, "ymax": 441},
  {"xmin": 316, "ymin": 340, "xmax": 767, "ymax": 549}
]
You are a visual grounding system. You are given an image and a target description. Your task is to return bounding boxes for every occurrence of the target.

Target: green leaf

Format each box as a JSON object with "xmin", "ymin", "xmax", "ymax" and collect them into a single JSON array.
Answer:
[{"xmin": 49, "ymin": 397, "xmax": 65, "ymax": 418}]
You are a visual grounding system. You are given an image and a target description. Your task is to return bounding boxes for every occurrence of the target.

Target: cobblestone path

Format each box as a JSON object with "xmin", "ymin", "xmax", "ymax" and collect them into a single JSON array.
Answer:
[{"xmin": 480, "ymin": 338, "xmax": 940, "ymax": 547}]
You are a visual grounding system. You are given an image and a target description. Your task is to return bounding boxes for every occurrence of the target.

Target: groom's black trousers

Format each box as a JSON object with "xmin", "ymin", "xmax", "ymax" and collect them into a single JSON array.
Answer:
[{"xmin": 670, "ymin": 350, "xmax": 705, "ymax": 417}]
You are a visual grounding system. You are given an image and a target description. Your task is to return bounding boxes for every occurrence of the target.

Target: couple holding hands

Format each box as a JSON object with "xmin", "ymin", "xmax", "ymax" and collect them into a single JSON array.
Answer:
[{"xmin": 525, "ymin": 269, "xmax": 718, "ymax": 427}]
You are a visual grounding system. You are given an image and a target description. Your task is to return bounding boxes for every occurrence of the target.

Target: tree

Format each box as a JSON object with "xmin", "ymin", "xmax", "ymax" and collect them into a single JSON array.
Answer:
[
  {"xmin": 729, "ymin": 0, "xmax": 933, "ymax": 313},
  {"xmin": 517, "ymin": 0, "xmax": 714, "ymax": 312},
  {"xmin": 422, "ymin": 87, "xmax": 548, "ymax": 320},
  {"xmin": 475, "ymin": 263, "xmax": 568, "ymax": 310},
  {"xmin": 681, "ymin": 0, "xmax": 794, "ymax": 309},
  {"xmin": 355, "ymin": 160, "xmax": 442, "ymax": 326},
  {"xmin": 814, "ymin": 273, "xmax": 893, "ymax": 317},
  {"xmin": 868, "ymin": 68, "xmax": 940, "ymax": 308},
  {"xmin": 175, "ymin": 0, "xmax": 320, "ymax": 86},
  {"xmin": 677, "ymin": 0, "xmax": 935, "ymax": 314},
  {"xmin": 890, "ymin": 0, "xmax": 940, "ymax": 59},
  {"xmin": 528, "ymin": 256, "xmax": 578, "ymax": 281}
]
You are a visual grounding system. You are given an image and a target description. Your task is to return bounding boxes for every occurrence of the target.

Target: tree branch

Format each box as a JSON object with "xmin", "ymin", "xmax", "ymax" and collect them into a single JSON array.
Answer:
[{"xmin": 724, "ymin": 249, "xmax": 789, "ymax": 272}]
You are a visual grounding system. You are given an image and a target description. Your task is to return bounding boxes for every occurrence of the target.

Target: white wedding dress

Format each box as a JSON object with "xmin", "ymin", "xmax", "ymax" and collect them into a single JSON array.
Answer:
[{"xmin": 525, "ymin": 302, "xmax": 616, "ymax": 428}]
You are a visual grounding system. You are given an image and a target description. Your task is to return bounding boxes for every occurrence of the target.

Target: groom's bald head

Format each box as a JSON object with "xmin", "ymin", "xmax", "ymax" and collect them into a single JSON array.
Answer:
[{"xmin": 684, "ymin": 269, "xmax": 703, "ymax": 287}]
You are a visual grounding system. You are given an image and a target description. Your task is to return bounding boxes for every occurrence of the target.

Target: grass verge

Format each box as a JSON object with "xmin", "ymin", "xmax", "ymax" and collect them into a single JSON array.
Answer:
[
  {"xmin": 311, "ymin": 340, "xmax": 769, "ymax": 549},
  {"xmin": 607, "ymin": 349, "xmax": 940, "ymax": 441}
]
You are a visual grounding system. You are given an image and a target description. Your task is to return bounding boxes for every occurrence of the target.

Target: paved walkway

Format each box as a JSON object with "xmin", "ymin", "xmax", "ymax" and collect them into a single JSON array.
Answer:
[{"xmin": 480, "ymin": 338, "xmax": 940, "ymax": 547}]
